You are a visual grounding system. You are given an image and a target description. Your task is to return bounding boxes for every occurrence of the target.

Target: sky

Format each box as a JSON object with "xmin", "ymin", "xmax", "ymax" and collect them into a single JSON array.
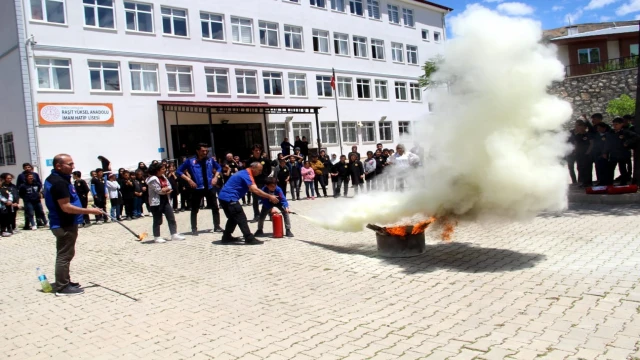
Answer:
[{"xmin": 441, "ymin": 0, "xmax": 640, "ymax": 30}]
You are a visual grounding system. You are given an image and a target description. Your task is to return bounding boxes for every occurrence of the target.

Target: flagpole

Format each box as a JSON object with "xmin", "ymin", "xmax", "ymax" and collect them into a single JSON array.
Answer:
[{"xmin": 332, "ymin": 68, "xmax": 344, "ymax": 156}]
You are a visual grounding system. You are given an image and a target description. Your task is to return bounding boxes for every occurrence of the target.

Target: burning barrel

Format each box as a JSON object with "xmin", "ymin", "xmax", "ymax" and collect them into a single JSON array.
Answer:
[{"xmin": 366, "ymin": 219, "xmax": 433, "ymax": 258}]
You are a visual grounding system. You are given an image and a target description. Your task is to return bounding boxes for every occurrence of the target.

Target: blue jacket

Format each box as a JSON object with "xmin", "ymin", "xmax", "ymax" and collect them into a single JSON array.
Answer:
[
  {"xmin": 44, "ymin": 170, "xmax": 83, "ymax": 229},
  {"xmin": 177, "ymin": 156, "xmax": 222, "ymax": 190},
  {"xmin": 260, "ymin": 185, "xmax": 289, "ymax": 209}
]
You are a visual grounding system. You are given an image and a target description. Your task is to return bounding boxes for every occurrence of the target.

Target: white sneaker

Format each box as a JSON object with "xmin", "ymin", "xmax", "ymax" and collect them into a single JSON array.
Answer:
[
  {"xmin": 1, "ymin": 232, "xmax": 11, "ymax": 237},
  {"xmin": 154, "ymin": 237, "xmax": 166, "ymax": 243},
  {"xmin": 31, "ymin": 226, "xmax": 37, "ymax": 230},
  {"xmin": 171, "ymin": 233, "xmax": 186, "ymax": 241}
]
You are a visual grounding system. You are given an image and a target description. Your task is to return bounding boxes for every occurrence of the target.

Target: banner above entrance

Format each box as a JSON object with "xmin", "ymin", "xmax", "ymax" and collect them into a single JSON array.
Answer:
[{"xmin": 38, "ymin": 103, "xmax": 114, "ymax": 126}]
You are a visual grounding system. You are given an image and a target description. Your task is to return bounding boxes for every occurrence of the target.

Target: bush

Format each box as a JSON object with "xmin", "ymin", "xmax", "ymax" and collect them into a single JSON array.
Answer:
[{"xmin": 606, "ymin": 94, "xmax": 636, "ymax": 117}]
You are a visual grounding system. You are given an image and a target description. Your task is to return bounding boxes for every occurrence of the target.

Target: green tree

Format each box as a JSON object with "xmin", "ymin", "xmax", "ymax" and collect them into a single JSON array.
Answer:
[
  {"xmin": 606, "ymin": 94, "xmax": 636, "ymax": 117},
  {"xmin": 418, "ymin": 55, "xmax": 447, "ymax": 89}
]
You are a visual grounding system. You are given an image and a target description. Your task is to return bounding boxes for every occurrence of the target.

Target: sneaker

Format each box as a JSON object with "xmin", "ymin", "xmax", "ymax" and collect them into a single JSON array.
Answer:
[
  {"xmin": 213, "ymin": 226, "xmax": 224, "ymax": 233},
  {"xmin": 11, "ymin": 230, "xmax": 19, "ymax": 234},
  {"xmin": 220, "ymin": 235, "xmax": 241, "ymax": 243},
  {"xmin": 154, "ymin": 237, "xmax": 167, "ymax": 243},
  {"xmin": 244, "ymin": 237, "xmax": 264, "ymax": 245},
  {"xmin": 30, "ymin": 225, "xmax": 37, "ymax": 230},
  {"xmin": 254, "ymin": 229, "xmax": 265, "ymax": 237},
  {"xmin": 171, "ymin": 233, "xmax": 186, "ymax": 241},
  {"xmin": 1, "ymin": 232, "xmax": 11, "ymax": 237},
  {"xmin": 191, "ymin": 230, "xmax": 198, "ymax": 236},
  {"xmin": 55, "ymin": 286, "xmax": 84, "ymax": 296},
  {"xmin": 286, "ymin": 230, "xmax": 294, "ymax": 238},
  {"xmin": 69, "ymin": 281, "xmax": 81, "ymax": 289}
]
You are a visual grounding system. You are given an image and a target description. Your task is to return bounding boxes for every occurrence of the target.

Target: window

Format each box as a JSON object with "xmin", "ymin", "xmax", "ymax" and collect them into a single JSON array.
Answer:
[
  {"xmin": 30, "ymin": 0, "xmax": 65, "ymax": 24},
  {"xmin": 388, "ymin": 5, "xmax": 399, "ymax": 24},
  {"xmin": 371, "ymin": 39, "xmax": 385, "ymax": 60},
  {"xmin": 332, "ymin": 0, "xmax": 345, "ymax": 12},
  {"xmin": 421, "ymin": 29, "xmax": 430, "ymax": 41},
  {"xmin": 263, "ymin": 71, "xmax": 284, "ymax": 96},
  {"xmin": 342, "ymin": 122, "xmax": 358, "ymax": 143},
  {"xmin": 88, "ymin": 61, "xmax": 120, "ymax": 92},
  {"xmin": 125, "ymin": 2, "xmax": 153, "ymax": 33},
  {"xmin": 0, "ymin": 137, "xmax": 4, "ymax": 166},
  {"xmin": 321, "ymin": 122, "xmax": 338, "ymax": 144},
  {"xmin": 3, "ymin": 133, "xmax": 15, "ymax": 166},
  {"xmin": 231, "ymin": 17, "xmax": 253, "ymax": 44},
  {"xmin": 399, "ymin": 121, "xmax": 411, "ymax": 136},
  {"xmin": 268, "ymin": 123, "xmax": 287, "ymax": 146},
  {"xmin": 337, "ymin": 77, "xmax": 353, "ymax": 99},
  {"xmin": 631, "ymin": 44, "xmax": 639, "ymax": 56},
  {"xmin": 349, "ymin": 0, "xmax": 364, "ymax": 15},
  {"xmin": 402, "ymin": 8, "xmax": 414, "ymax": 27},
  {"xmin": 166, "ymin": 65, "xmax": 193, "ymax": 93},
  {"xmin": 378, "ymin": 121, "xmax": 392, "ymax": 141},
  {"xmin": 236, "ymin": 70, "xmax": 258, "ymax": 95},
  {"xmin": 316, "ymin": 75, "xmax": 333, "ymax": 97},
  {"xmin": 284, "ymin": 25, "xmax": 303, "ymax": 50},
  {"xmin": 201, "ymin": 12, "xmax": 224, "ymax": 41},
  {"xmin": 129, "ymin": 63, "xmax": 158, "ymax": 93},
  {"xmin": 391, "ymin": 42, "xmax": 404, "ymax": 62},
  {"xmin": 406, "ymin": 45, "xmax": 418, "ymax": 65},
  {"xmin": 434, "ymin": 31, "xmax": 441, "ymax": 43},
  {"xmin": 313, "ymin": 29, "xmax": 330, "ymax": 53},
  {"xmin": 374, "ymin": 80, "xmax": 388, "ymax": 100},
  {"xmin": 293, "ymin": 123, "xmax": 312, "ymax": 142},
  {"xmin": 367, "ymin": 0, "xmax": 380, "ymax": 19},
  {"xmin": 334, "ymin": 33, "xmax": 350, "ymax": 55},
  {"xmin": 410, "ymin": 83, "xmax": 421, "ymax": 101},
  {"xmin": 288, "ymin": 73, "xmax": 307, "ymax": 97},
  {"xmin": 395, "ymin": 81, "xmax": 407, "ymax": 101},
  {"xmin": 362, "ymin": 122, "xmax": 375, "ymax": 142},
  {"xmin": 259, "ymin": 21, "xmax": 279, "ymax": 47},
  {"xmin": 578, "ymin": 48, "xmax": 600, "ymax": 64},
  {"xmin": 35, "ymin": 58, "xmax": 72, "ymax": 91},
  {"xmin": 161, "ymin": 7, "xmax": 188, "ymax": 37},
  {"xmin": 353, "ymin": 36, "xmax": 368, "ymax": 58},
  {"xmin": 356, "ymin": 79, "xmax": 371, "ymax": 99},
  {"xmin": 83, "ymin": 0, "xmax": 115, "ymax": 29},
  {"xmin": 205, "ymin": 68, "xmax": 229, "ymax": 94},
  {"xmin": 311, "ymin": 0, "xmax": 326, "ymax": 8}
]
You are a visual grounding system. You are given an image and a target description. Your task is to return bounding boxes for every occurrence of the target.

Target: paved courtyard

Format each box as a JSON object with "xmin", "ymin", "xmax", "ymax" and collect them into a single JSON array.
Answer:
[{"xmin": 1, "ymin": 198, "xmax": 639, "ymax": 360}]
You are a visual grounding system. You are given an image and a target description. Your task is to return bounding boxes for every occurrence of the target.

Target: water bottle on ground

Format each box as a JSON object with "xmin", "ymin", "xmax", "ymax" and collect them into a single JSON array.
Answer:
[{"xmin": 36, "ymin": 267, "xmax": 53, "ymax": 293}]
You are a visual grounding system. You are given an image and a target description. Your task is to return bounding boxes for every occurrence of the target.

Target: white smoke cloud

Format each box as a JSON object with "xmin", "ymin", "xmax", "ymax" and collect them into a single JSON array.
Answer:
[{"xmin": 310, "ymin": 5, "xmax": 572, "ymax": 232}]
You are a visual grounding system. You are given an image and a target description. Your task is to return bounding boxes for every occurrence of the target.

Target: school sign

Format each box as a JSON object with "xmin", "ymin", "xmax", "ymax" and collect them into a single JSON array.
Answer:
[{"xmin": 38, "ymin": 103, "xmax": 114, "ymax": 126}]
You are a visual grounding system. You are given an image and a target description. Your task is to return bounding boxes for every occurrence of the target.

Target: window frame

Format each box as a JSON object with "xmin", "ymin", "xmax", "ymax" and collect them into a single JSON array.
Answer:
[
  {"xmin": 284, "ymin": 25, "xmax": 304, "ymax": 50},
  {"xmin": 374, "ymin": 79, "xmax": 388, "ymax": 100},
  {"xmin": 367, "ymin": 0, "xmax": 381, "ymax": 19},
  {"xmin": 342, "ymin": 121, "xmax": 358, "ymax": 143},
  {"xmin": 259, "ymin": 20, "xmax": 280, "ymax": 48},
  {"xmin": 362, "ymin": 121, "xmax": 376, "ymax": 143},
  {"xmin": 292, "ymin": 123, "xmax": 312, "ymax": 143},
  {"xmin": 88, "ymin": 60, "xmax": 121, "ymax": 93},
  {"xmin": 371, "ymin": 39, "xmax": 385, "ymax": 60},
  {"xmin": 578, "ymin": 48, "xmax": 601, "ymax": 64},
  {"xmin": 391, "ymin": 42, "xmax": 404, "ymax": 63},
  {"xmin": 30, "ymin": 0, "xmax": 66, "ymax": 24},
  {"xmin": 356, "ymin": 78, "xmax": 371, "ymax": 99},
  {"xmin": 398, "ymin": 121, "xmax": 411, "ymax": 137},
  {"xmin": 235, "ymin": 69, "xmax": 258, "ymax": 95},
  {"xmin": 316, "ymin": 75, "xmax": 334, "ymax": 98},
  {"xmin": 387, "ymin": 4, "xmax": 400, "ymax": 24},
  {"xmin": 268, "ymin": 123, "xmax": 287, "ymax": 147},
  {"xmin": 331, "ymin": 0, "xmax": 346, "ymax": 12},
  {"xmin": 353, "ymin": 36, "xmax": 368, "ymax": 58},
  {"xmin": 310, "ymin": 0, "xmax": 327, "ymax": 9},
  {"xmin": 161, "ymin": 6, "xmax": 189, "ymax": 37},
  {"xmin": 200, "ymin": 12, "xmax": 225, "ymax": 41},
  {"xmin": 395, "ymin": 81, "xmax": 408, "ymax": 101},
  {"xmin": 334, "ymin": 32, "xmax": 350, "ymax": 56},
  {"xmin": 0, "ymin": 136, "xmax": 5, "ymax": 166},
  {"xmin": 321, "ymin": 122, "xmax": 339, "ymax": 145},
  {"xmin": 35, "ymin": 57, "xmax": 73, "ymax": 92},
  {"xmin": 231, "ymin": 16, "xmax": 254, "ymax": 44},
  {"xmin": 83, "ymin": 0, "xmax": 116, "ymax": 30},
  {"xmin": 3, "ymin": 133, "xmax": 15, "ymax": 166},
  {"xmin": 434, "ymin": 31, "xmax": 441, "ymax": 43},
  {"xmin": 421, "ymin": 29, "xmax": 430, "ymax": 41},
  {"xmin": 288, "ymin": 73, "xmax": 307, "ymax": 97},
  {"xmin": 402, "ymin": 8, "xmax": 414, "ymax": 27},
  {"xmin": 263, "ymin": 71, "xmax": 284, "ymax": 96},
  {"xmin": 124, "ymin": 1, "xmax": 154, "ymax": 34},
  {"xmin": 337, "ymin": 76, "xmax": 353, "ymax": 99},
  {"xmin": 166, "ymin": 64, "xmax": 194, "ymax": 94},
  {"xmin": 204, "ymin": 67, "xmax": 230, "ymax": 94},
  {"xmin": 406, "ymin": 45, "xmax": 419, "ymax": 65},
  {"xmin": 409, "ymin": 83, "xmax": 421, "ymax": 102},
  {"xmin": 378, "ymin": 121, "xmax": 393, "ymax": 142},
  {"xmin": 312, "ymin": 29, "xmax": 330, "ymax": 54},
  {"xmin": 129, "ymin": 62, "xmax": 159, "ymax": 94},
  {"xmin": 349, "ymin": 0, "xmax": 364, "ymax": 16}
]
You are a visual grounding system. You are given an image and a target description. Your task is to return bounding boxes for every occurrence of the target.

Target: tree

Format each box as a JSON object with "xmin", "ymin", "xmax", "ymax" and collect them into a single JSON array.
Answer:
[
  {"xmin": 418, "ymin": 55, "xmax": 447, "ymax": 89},
  {"xmin": 606, "ymin": 94, "xmax": 636, "ymax": 117}
]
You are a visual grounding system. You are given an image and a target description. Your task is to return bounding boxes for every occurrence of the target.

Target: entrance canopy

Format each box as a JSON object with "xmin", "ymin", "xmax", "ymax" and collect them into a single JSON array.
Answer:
[{"xmin": 158, "ymin": 101, "xmax": 323, "ymax": 158}]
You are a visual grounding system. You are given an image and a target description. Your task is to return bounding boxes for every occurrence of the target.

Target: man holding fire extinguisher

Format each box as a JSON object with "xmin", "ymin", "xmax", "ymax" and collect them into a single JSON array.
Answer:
[{"xmin": 254, "ymin": 177, "xmax": 294, "ymax": 238}]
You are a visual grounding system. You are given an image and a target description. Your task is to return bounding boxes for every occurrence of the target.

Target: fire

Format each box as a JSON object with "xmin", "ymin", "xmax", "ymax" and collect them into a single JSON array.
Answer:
[
  {"xmin": 384, "ymin": 218, "xmax": 436, "ymax": 237},
  {"xmin": 439, "ymin": 217, "xmax": 458, "ymax": 242},
  {"xmin": 138, "ymin": 232, "xmax": 148, "ymax": 241},
  {"xmin": 371, "ymin": 216, "xmax": 458, "ymax": 241}
]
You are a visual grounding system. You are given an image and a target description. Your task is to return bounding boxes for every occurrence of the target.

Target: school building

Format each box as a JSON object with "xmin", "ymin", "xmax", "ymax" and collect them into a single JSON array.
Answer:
[{"xmin": 0, "ymin": 0, "xmax": 451, "ymax": 175}]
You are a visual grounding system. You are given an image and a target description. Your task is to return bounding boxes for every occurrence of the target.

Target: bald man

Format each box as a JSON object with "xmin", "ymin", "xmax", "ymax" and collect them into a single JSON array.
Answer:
[
  {"xmin": 44, "ymin": 154, "xmax": 102, "ymax": 296},
  {"xmin": 217, "ymin": 163, "xmax": 279, "ymax": 245}
]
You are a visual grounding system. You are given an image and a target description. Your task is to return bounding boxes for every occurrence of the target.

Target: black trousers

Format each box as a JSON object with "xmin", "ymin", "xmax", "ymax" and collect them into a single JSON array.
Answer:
[
  {"xmin": 220, "ymin": 200, "xmax": 253, "ymax": 240},
  {"xmin": 610, "ymin": 158, "xmax": 631, "ymax": 185},
  {"xmin": 94, "ymin": 195, "xmax": 107, "ymax": 221},
  {"xmin": 0, "ymin": 212, "xmax": 10, "ymax": 232},
  {"xmin": 151, "ymin": 202, "xmax": 177, "ymax": 237},
  {"xmin": 576, "ymin": 155, "xmax": 592, "ymax": 186},
  {"xmin": 314, "ymin": 176, "xmax": 327, "ymax": 197},
  {"xmin": 277, "ymin": 180, "xmax": 288, "ymax": 196},
  {"xmin": 252, "ymin": 192, "xmax": 261, "ymax": 219},
  {"xmin": 289, "ymin": 179, "xmax": 301, "ymax": 200},
  {"xmin": 52, "ymin": 225, "xmax": 78, "ymax": 292},
  {"xmin": 595, "ymin": 157, "xmax": 609, "ymax": 185},
  {"xmin": 79, "ymin": 195, "xmax": 90, "ymax": 224},
  {"xmin": 634, "ymin": 151, "xmax": 640, "ymax": 185},
  {"xmin": 190, "ymin": 188, "xmax": 220, "ymax": 231},
  {"xmin": 122, "ymin": 198, "xmax": 134, "ymax": 218},
  {"xmin": 566, "ymin": 155, "xmax": 577, "ymax": 184},
  {"xmin": 334, "ymin": 178, "xmax": 349, "ymax": 197},
  {"xmin": 180, "ymin": 188, "xmax": 190, "ymax": 210},
  {"xmin": 171, "ymin": 190, "xmax": 179, "ymax": 210}
]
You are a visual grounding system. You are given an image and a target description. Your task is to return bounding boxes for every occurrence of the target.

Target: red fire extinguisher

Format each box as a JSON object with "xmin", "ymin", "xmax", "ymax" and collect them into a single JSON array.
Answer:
[{"xmin": 272, "ymin": 212, "xmax": 284, "ymax": 238}]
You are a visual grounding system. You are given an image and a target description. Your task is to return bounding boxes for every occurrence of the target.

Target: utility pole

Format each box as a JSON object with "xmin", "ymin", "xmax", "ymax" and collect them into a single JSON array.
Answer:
[{"xmin": 635, "ymin": 21, "xmax": 640, "ymax": 117}]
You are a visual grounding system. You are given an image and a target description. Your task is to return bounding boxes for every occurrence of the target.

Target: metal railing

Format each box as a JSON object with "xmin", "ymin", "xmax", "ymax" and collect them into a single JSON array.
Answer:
[{"xmin": 565, "ymin": 55, "xmax": 639, "ymax": 77}]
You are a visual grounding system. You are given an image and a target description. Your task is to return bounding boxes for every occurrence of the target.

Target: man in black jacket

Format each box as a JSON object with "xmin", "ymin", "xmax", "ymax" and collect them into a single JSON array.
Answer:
[
  {"xmin": 72, "ymin": 171, "xmax": 91, "ymax": 227},
  {"xmin": 244, "ymin": 144, "xmax": 272, "ymax": 222},
  {"xmin": 331, "ymin": 155, "xmax": 350, "ymax": 198}
]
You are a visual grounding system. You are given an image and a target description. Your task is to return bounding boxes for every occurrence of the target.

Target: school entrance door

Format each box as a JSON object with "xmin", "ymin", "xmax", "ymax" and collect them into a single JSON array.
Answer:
[{"xmin": 171, "ymin": 124, "xmax": 263, "ymax": 160}]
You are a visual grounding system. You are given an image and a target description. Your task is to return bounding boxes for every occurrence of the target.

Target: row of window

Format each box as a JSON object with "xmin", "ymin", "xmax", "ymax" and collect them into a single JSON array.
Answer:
[
  {"xmin": 30, "ymin": 1, "xmax": 441, "ymax": 62},
  {"xmin": 267, "ymin": 120, "xmax": 417, "ymax": 146},
  {"xmin": 0, "ymin": 133, "xmax": 16, "ymax": 167},
  {"xmin": 35, "ymin": 58, "xmax": 423, "ymax": 102}
]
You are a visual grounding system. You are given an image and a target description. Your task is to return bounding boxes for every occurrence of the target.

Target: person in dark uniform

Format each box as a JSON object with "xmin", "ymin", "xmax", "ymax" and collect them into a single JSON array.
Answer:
[
  {"xmin": 287, "ymin": 155, "xmax": 302, "ymax": 201},
  {"xmin": 300, "ymin": 136, "xmax": 309, "ymax": 159},
  {"xmin": 177, "ymin": 143, "xmax": 223, "ymax": 235},
  {"xmin": 217, "ymin": 163, "xmax": 279, "ymax": 245},
  {"xmin": 280, "ymin": 138, "xmax": 294, "ymax": 156},
  {"xmin": 566, "ymin": 127, "xmax": 578, "ymax": 185},
  {"xmin": 294, "ymin": 136, "xmax": 303, "ymax": 158},
  {"xmin": 591, "ymin": 123, "xmax": 614, "ymax": 185},
  {"xmin": 72, "ymin": 171, "xmax": 91, "ymax": 227},
  {"xmin": 623, "ymin": 115, "xmax": 634, "ymax": 179},
  {"xmin": 90, "ymin": 168, "xmax": 107, "ymax": 224},
  {"xmin": 331, "ymin": 155, "xmax": 350, "ymax": 197},
  {"xmin": 319, "ymin": 150, "xmax": 332, "ymax": 190},
  {"xmin": 349, "ymin": 146, "xmax": 361, "ymax": 161},
  {"xmin": 572, "ymin": 120, "xmax": 593, "ymax": 187},
  {"xmin": 609, "ymin": 117, "xmax": 639, "ymax": 185},
  {"xmin": 244, "ymin": 144, "xmax": 272, "ymax": 222},
  {"xmin": 348, "ymin": 153, "xmax": 365, "ymax": 194},
  {"xmin": 276, "ymin": 159, "xmax": 290, "ymax": 195}
]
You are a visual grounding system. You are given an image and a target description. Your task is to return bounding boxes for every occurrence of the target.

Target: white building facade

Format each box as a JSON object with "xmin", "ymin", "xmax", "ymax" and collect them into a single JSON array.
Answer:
[{"xmin": 0, "ymin": 0, "xmax": 450, "ymax": 175}]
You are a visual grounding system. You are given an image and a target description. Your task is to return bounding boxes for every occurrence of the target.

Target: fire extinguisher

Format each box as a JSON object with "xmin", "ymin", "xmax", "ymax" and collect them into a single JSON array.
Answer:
[{"xmin": 272, "ymin": 212, "xmax": 284, "ymax": 238}]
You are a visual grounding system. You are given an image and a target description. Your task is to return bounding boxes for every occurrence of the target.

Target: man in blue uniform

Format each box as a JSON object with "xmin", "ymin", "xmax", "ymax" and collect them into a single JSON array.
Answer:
[
  {"xmin": 44, "ymin": 154, "xmax": 103, "ymax": 296},
  {"xmin": 218, "ymin": 163, "xmax": 279, "ymax": 245},
  {"xmin": 177, "ymin": 143, "xmax": 223, "ymax": 235}
]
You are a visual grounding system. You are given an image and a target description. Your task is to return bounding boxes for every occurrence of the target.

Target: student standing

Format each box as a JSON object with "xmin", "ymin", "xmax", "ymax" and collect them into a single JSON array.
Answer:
[
  {"xmin": 609, "ymin": 117, "xmax": 639, "ymax": 185},
  {"xmin": 147, "ymin": 163, "xmax": 185, "ymax": 243},
  {"xmin": 592, "ymin": 123, "xmax": 614, "ymax": 185},
  {"xmin": 91, "ymin": 168, "xmax": 108, "ymax": 223},
  {"xmin": 276, "ymin": 159, "xmax": 290, "ymax": 195},
  {"xmin": 0, "ymin": 175, "xmax": 14, "ymax": 237},
  {"xmin": 167, "ymin": 163, "xmax": 180, "ymax": 213},
  {"xmin": 348, "ymin": 153, "xmax": 365, "ymax": 194},
  {"xmin": 363, "ymin": 151, "xmax": 377, "ymax": 192},
  {"xmin": 244, "ymin": 144, "xmax": 272, "ymax": 222},
  {"xmin": 573, "ymin": 120, "xmax": 594, "ymax": 187},
  {"xmin": 1, "ymin": 174, "xmax": 20, "ymax": 232},
  {"xmin": 301, "ymin": 161, "xmax": 316, "ymax": 199},
  {"xmin": 106, "ymin": 174, "xmax": 122, "ymax": 221},
  {"xmin": 287, "ymin": 156, "xmax": 302, "ymax": 201},
  {"xmin": 118, "ymin": 171, "xmax": 135, "ymax": 220},
  {"xmin": 20, "ymin": 173, "xmax": 47, "ymax": 230},
  {"xmin": 73, "ymin": 171, "xmax": 91, "ymax": 227},
  {"xmin": 331, "ymin": 155, "xmax": 350, "ymax": 197},
  {"xmin": 310, "ymin": 155, "xmax": 327, "ymax": 197}
]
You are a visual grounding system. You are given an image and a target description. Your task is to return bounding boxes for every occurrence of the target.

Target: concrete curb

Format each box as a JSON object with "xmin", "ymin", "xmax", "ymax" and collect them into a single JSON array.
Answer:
[{"xmin": 568, "ymin": 189, "xmax": 640, "ymax": 205}]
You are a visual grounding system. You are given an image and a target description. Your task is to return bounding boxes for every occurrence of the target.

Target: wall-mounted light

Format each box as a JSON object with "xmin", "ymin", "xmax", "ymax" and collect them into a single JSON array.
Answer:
[
  {"xmin": 221, "ymin": 120, "xmax": 230, "ymax": 125},
  {"xmin": 380, "ymin": 116, "xmax": 387, "ymax": 122},
  {"xmin": 285, "ymin": 116, "xmax": 294, "ymax": 122}
]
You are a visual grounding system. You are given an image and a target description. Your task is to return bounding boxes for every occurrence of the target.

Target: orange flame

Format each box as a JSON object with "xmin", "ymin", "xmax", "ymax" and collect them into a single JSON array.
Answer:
[
  {"xmin": 138, "ymin": 232, "xmax": 148, "ymax": 241},
  {"xmin": 384, "ymin": 218, "xmax": 436, "ymax": 237},
  {"xmin": 439, "ymin": 217, "xmax": 458, "ymax": 242}
]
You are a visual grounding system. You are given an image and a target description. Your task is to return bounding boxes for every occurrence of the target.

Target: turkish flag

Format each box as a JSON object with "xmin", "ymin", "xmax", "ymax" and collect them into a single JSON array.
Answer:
[{"xmin": 330, "ymin": 76, "xmax": 335, "ymax": 90}]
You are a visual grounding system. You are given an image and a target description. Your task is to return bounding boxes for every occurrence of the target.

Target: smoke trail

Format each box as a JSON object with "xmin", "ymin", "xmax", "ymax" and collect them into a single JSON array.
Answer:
[{"xmin": 311, "ymin": 5, "xmax": 572, "ymax": 232}]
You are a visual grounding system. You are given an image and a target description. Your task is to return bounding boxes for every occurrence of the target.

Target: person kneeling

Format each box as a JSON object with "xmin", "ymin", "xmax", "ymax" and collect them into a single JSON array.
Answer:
[{"xmin": 254, "ymin": 177, "xmax": 294, "ymax": 238}]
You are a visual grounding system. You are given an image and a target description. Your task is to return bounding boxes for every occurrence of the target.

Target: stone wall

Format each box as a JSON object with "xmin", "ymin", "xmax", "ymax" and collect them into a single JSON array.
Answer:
[{"xmin": 548, "ymin": 68, "xmax": 638, "ymax": 122}]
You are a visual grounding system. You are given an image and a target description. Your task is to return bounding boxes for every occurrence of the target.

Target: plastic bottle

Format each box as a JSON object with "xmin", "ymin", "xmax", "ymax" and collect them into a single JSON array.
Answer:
[{"xmin": 36, "ymin": 267, "xmax": 53, "ymax": 293}]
